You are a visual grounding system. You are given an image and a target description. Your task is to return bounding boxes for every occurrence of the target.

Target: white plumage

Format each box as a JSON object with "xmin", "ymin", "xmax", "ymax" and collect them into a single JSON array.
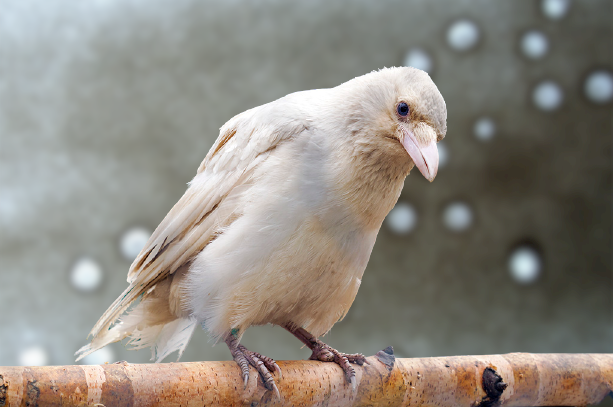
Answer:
[{"xmin": 76, "ymin": 67, "xmax": 446, "ymax": 391}]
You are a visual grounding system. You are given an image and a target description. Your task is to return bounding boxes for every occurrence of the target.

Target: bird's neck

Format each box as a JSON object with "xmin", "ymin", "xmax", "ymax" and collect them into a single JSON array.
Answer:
[{"xmin": 334, "ymin": 138, "xmax": 411, "ymax": 231}]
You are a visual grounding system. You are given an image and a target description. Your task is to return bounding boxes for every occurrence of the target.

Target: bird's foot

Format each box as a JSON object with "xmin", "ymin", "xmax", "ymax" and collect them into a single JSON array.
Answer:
[
  {"xmin": 309, "ymin": 343, "xmax": 366, "ymax": 365},
  {"xmin": 225, "ymin": 335, "xmax": 281, "ymax": 398},
  {"xmin": 285, "ymin": 325, "xmax": 365, "ymax": 388},
  {"xmin": 309, "ymin": 340, "xmax": 365, "ymax": 387}
]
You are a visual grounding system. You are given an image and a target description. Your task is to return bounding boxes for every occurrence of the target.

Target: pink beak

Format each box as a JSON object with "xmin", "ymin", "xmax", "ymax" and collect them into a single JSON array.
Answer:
[{"xmin": 401, "ymin": 127, "xmax": 439, "ymax": 182}]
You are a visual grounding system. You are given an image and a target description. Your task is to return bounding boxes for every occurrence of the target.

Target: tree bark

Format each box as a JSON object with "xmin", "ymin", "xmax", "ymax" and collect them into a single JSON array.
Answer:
[{"xmin": 0, "ymin": 350, "xmax": 611, "ymax": 406}]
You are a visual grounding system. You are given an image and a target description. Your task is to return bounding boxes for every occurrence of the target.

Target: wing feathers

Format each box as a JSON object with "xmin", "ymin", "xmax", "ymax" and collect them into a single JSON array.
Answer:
[{"xmin": 88, "ymin": 100, "xmax": 308, "ymax": 339}]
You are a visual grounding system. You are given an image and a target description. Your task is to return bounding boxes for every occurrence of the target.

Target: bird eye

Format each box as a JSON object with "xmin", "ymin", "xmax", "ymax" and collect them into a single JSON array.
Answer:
[{"xmin": 397, "ymin": 102, "xmax": 410, "ymax": 117}]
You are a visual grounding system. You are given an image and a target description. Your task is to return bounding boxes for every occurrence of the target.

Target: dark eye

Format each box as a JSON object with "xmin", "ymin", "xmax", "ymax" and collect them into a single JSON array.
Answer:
[{"xmin": 397, "ymin": 102, "xmax": 409, "ymax": 117}]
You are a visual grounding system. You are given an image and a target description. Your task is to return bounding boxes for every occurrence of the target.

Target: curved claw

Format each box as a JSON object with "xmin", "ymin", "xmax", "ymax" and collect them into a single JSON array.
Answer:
[
  {"xmin": 350, "ymin": 376, "xmax": 357, "ymax": 391},
  {"xmin": 225, "ymin": 335, "xmax": 281, "ymax": 396},
  {"xmin": 271, "ymin": 381, "xmax": 281, "ymax": 399},
  {"xmin": 274, "ymin": 363, "xmax": 282, "ymax": 379}
]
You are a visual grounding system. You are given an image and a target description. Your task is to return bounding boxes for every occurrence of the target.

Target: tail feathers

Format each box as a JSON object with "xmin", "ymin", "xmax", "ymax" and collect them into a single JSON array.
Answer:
[
  {"xmin": 75, "ymin": 321, "xmax": 132, "ymax": 362},
  {"xmin": 89, "ymin": 284, "xmax": 142, "ymax": 339},
  {"xmin": 76, "ymin": 303, "xmax": 198, "ymax": 363},
  {"xmin": 129, "ymin": 317, "xmax": 197, "ymax": 362}
]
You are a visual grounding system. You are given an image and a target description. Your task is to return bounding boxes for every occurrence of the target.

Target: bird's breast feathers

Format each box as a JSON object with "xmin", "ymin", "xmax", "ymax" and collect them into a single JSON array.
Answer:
[{"xmin": 184, "ymin": 123, "xmax": 405, "ymax": 338}]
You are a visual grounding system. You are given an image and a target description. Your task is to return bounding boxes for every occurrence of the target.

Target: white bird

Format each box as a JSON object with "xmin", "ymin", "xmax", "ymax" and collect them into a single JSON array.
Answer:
[{"xmin": 76, "ymin": 67, "xmax": 447, "ymax": 395}]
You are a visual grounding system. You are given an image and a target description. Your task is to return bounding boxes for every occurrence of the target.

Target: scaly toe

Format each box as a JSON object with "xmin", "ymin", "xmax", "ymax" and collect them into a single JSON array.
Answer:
[
  {"xmin": 251, "ymin": 348, "xmax": 281, "ymax": 377},
  {"xmin": 284, "ymin": 327, "xmax": 361, "ymax": 388},
  {"xmin": 229, "ymin": 349, "xmax": 251, "ymax": 388},
  {"xmin": 309, "ymin": 344, "xmax": 335, "ymax": 362},
  {"xmin": 237, "ymin": 344, "xmax": 281, "ymax": 397},
  {"xmin": 335, "ymin": 354, "xmax": 357, "ymax": 384},
  {"xmin": 344, "ymin": 352, "xmax": 366, "ymax": 366},
  {"xmin": 313, "ymin": 343, "xmax": 358, "ymax": 385}
]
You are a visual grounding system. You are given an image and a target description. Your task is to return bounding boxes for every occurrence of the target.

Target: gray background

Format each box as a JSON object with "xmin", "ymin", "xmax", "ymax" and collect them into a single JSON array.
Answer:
[{"xmin": 0, "ymin": 0, "xmax": 611, "ymax": 398}]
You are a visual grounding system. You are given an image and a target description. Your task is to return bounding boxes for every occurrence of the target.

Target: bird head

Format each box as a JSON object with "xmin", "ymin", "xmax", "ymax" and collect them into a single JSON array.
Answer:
[{"xmin": 340, "ymin": 67, "xmax": 447, "ymax": 182}]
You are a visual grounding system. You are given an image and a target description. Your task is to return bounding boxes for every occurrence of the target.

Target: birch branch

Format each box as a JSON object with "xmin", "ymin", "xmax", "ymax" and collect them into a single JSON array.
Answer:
[{"xmin": 0, "ymin": 349, "xmax": 611, "ymax": 406}]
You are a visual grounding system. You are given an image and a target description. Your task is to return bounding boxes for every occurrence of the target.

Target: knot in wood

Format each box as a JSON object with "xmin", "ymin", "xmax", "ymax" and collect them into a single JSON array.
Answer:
[{"xmin": 478, "ymin": 367, "xmax": 508, "ymax": 407}]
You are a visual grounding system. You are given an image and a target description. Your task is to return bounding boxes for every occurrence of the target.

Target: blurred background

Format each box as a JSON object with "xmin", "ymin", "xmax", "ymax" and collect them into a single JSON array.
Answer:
[{"xmin": 0, "ymin": 0, "xmax": 611, "ymax": 385}]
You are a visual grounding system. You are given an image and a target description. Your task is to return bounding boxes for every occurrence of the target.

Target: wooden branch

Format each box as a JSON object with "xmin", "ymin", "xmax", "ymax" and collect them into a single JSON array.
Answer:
[{"xmin": 0, "ymin": 350, "xmax": 611, "ymax": 406}]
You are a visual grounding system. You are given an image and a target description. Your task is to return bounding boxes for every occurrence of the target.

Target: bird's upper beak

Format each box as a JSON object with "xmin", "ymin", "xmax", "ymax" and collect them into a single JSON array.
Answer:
[{"xmin": 400, "ymin": 125, "xmax": 439, "ymax": 182}]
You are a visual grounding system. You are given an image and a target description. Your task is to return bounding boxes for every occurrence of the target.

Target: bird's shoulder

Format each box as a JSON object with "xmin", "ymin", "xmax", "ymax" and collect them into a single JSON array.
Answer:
[
  {"xmin": 197, "ymin": 89, "xmax": 328, "ymax": 175},
  {"xmin": 125, "ymin": 91, "xmax": 322, "ymax": 287}
]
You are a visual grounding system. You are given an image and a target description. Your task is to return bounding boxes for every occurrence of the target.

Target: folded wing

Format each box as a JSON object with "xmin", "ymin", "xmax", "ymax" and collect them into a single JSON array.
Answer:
[{"xmin": 88, "ymin": 100, "xmax": 309, "ymax": 339}]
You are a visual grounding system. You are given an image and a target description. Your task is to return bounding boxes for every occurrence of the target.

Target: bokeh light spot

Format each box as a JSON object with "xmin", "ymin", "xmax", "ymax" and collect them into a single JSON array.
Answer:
[
  {"xmin": 443, "ymin": 202, "xmax": 473, "ymax": 231},
  {"xmin": 19, "ymin": 346, "xmax": 49, "ymax": 366},
  {"xmin": 521, "ymin": 30, "xmax": 549, "ymax": 59},
  {"xmin": 386, "ymin": 202, "xmax": 417, "ymax": 235},
  {"xmin": 71, "ymin": 257, "xmax": 103, "ymax": 292},
  {"xmin": 80, "ymin": 347, "xmax": 115, "ymax": 365},
  {"xmin": 584, "ymin": 70, "xmax": 613, "ymax": 104},
  {"xmin": 473, "ymin": 117, "xmax": 496, "ymax": 141},
  {"xmin": 509, "ymin": 246, "xmax": 542, "ymax": 284},
  {"xmin": 404, "ymin": 48, "xmax": 433, "ymax": 73},
  {"xmin": 120, "ymin": 227, "xmax": 151, "ymax": 261},
  {"xmin": 447, "ymin": 19, "xmax": 480, "ymax": 52},
  {"xmin": 533, "ymin": 80, "xmax": 564, "ymax": 111},
  {"xmin": 541, "ymin": 0, "xmax": 571, "ymax": 20}
]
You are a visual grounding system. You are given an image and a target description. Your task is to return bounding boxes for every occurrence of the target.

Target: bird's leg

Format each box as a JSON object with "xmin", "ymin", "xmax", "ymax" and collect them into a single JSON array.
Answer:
[
  {"xmin": 283, "ymin": 324, "xmax": 366, "ymax": 387},
  {"xmin": 224, "ymin": 332, "xmax": 281, "ymax": 398}
]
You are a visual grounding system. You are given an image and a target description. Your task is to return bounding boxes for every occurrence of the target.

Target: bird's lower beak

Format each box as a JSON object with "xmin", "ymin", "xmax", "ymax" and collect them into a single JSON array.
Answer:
[{"xmin": 401, "ymin": 127, "xmax": 439, "ymax": 182}]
